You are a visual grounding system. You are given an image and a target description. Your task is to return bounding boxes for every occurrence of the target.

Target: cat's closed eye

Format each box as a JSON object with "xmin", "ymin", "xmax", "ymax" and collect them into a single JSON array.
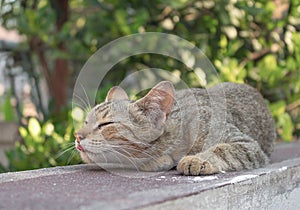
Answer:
[{"xmin": 97, "ymin": 122, "xmax": 114, "ymax": 129}]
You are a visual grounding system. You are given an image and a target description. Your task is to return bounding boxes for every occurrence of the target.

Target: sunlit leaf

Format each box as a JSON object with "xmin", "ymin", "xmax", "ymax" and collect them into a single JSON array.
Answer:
[
  {"xmin": 28, "ymin": 118, "xmax": 41, "ymax": 138},
  {"xmin": 19, "ymin": 127, "xmax": 28, "ymax": 138},
  {"xmin": 43, "ymin": 122, "xmax": 55, "ymax": 136},
  {"xmin": 71, "ymin": 107, "xmax": 85, "ymax": 122},
  {"xmin": 279, "ymin": 113, "xmax": 294, "ymax": 141},
  {"xmin": 270, "ymin": 100, "xmax": 286, "ymax": 117}
]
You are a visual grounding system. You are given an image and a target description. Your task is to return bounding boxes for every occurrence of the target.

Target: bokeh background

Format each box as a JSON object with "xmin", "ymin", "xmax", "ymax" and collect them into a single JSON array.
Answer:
[{"xmin": 0, "ymin": 0, "xmax": 299, "ymax": 172}]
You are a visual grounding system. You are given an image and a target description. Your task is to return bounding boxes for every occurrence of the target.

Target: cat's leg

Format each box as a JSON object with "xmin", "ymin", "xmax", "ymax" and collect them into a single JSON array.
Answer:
[{"xmin": 177, "ymin": 126, "xmax": 269, "ymax": 175}]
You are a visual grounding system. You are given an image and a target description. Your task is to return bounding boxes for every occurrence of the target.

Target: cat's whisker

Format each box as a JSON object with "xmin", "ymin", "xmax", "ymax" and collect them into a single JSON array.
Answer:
[
  {"xmin": 92, "ymin": 142, "xmax": 155, "ymax": 161},
  {"xmin": 117, "ymin": 148, "xmax": 147, "ymax": 170},
  {"xmin": 72, "ymin": 101, "xmax": 91, "ymax": 116},
  {"xmin": 115, "ymin": 147, "xmax": 160, "ymax": 170},
  {"xmin": 88, "ymin": 141, "xmax": 164, "ymax": 170},
  {"xmin": 90, "ymin": 144, "xmax": 119, "ymax": 162},
  {"xmin": 106, "ymin": 147, "xmax": 141, "ymax": 172},
  {"xmin": 80, "ymin": 83, "xmax": 92, "ymax": 111},
  {"xmin": 55, "ymin": 145, "xmax": 75, "ymax": 160},
  {"xmin": 60, "ymin": 142, "xmax": 75, "ymax": 148},
  {"xmin": 97, "ymin": 146, "xmax": 130, "ymax": 169},
  {"xmin": 129, "ymin": 145, "xmax": 168, "ymax": 163},
  {"xmin": 73, "ymin": 94, "xmax": 88, "ymax": 109},
  {"xmin": 72, "ymin": 101, "xmax": 89, "ymax": 114},
  {"xmin": 82, "ymin": 144, "xmax": 153, "ymax": 171},
  {"xmin": 108, "ymin": 145, "xmax": 158, "ymax": 170},
  {"xmin": 66, "ymin": 149, "xmax": 76, "ymax": 165},
  {"xmin": 73, "ymin": 93, "xmax": 91, "ymax": 113},
  {"xmin": 109, "ymin": 145, "xmax": 155, "ymax": 160},
  {"xmin": 112, "ymin": 146, "xmax": 139, "ymax": 160},
  {"xmin": 100, "ymin": 151, "xmax": 108, "ymax": 165},
  {"xmin": 67, "ymin": 149, "xmax": 78, "ymax": 165}
]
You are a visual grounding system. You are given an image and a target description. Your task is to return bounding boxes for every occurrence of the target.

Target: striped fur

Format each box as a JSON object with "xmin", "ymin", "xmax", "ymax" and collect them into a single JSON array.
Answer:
[{"xmin": 75, "ymin": 81, "xmax": 276, "ymax": 175}]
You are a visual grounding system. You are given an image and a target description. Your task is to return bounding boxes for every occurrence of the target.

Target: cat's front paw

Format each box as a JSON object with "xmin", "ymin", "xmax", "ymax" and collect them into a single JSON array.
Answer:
[{"xmin": 177, "ymin": 156, "xmax": 217, "ymax": 176}]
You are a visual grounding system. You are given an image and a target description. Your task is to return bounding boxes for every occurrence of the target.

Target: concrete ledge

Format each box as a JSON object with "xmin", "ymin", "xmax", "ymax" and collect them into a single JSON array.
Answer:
[{"xmin": 0, "ymin": 142, "xmax": 300, "ymax": 210}]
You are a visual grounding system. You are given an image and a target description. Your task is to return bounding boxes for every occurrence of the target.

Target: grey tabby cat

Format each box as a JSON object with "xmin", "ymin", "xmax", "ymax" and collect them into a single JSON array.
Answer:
[{"xmin": 75, "ymin": 81, "xmax": 275, "ymax": 175}]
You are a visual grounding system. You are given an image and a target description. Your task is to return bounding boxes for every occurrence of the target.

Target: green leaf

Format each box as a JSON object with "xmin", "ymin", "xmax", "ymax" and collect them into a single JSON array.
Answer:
[
  {"xmin": 269, "ymin": 100, "xmax": 286, "ymax": 117},
  {"xmin": 28, "ymin": 118, "xmax": 41, "ymax": 139},
  {"xmin": 19, "ymin": 126, "xmax": 28, "ymax": 138},
  {"xmin": 114, "ymin": 10, "xmax": 131, "ymax": 35},
  {"xmin": 4, "ymin": 95, "xmax": 15, "ymax": 122},
  {"xmin": 167, "ymin": 0, "xmax": 189, "ymax": 9},
  {"xmin": 279, "ymin": 113, "xmax": 294, "ymax": 141},
  {"xmin": 235, "ymin": 3, "xmax": 264, "ymax": 16}
]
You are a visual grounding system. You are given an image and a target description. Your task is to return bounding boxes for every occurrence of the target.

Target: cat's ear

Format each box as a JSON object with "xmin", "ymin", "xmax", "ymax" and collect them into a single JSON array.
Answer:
[
  {"xmin": 105, "ymin": 86, "xmax": 129, "ymax": 102},
  {"xmin": 135, "ymin": 81, "xmax": 175, "ymax": 116}
]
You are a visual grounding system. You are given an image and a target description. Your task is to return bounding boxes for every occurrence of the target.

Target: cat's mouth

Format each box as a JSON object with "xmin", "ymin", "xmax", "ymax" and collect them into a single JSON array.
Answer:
[
  {"xmin": 76, "ymin": 144, "xmax": 84, "ymax": 152},
  {"xmin": 75, "ymin": 140, "xmax": 85, "ymax": 152},
  {"xmin": 74, "ymin": 133, "xmax": 85, "ymax": 152}
]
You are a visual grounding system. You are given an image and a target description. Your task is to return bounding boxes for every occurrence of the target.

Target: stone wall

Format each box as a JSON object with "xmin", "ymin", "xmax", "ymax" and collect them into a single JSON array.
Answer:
[
  {"xmin": 0, "ymin": 122, "xmax": 19, "ymax": 167},
  {"xmin": 0, "ymin": 142, "xmax": 300, "ymax": 209}
]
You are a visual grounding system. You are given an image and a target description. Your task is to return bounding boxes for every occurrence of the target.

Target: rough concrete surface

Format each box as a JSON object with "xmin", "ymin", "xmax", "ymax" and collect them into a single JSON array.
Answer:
[{"xmin": 0, "ymin": 142, "xmax": 300, "ymax": 210}]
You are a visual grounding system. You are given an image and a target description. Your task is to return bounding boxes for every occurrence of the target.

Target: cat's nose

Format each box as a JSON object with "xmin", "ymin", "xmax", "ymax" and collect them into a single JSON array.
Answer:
[{"xmin": 74, "ymin": 133, "xmax": 84, "ymax": 143}]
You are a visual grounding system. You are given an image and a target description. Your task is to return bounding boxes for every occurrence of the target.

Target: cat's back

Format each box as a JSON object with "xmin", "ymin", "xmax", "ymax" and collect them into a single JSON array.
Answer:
[
  {"xmin": 220, "ymin": 83, "xmax": 275, "ymax": 156},
  {"xmin": 173, "ymin": 82, "xmax": 275, "ymax": 156}
]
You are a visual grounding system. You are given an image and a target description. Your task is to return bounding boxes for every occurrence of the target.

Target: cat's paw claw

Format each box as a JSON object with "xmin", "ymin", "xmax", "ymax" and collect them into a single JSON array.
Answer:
[{"xmin": 177, "ymin": 156, "xmax": 216, "ymax": 176}]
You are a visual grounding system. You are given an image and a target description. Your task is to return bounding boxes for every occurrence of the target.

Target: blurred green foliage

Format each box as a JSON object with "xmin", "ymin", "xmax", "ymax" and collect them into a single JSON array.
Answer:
[
  {"xmin": 0, "ymin": 0, "xmax": 300, "ymax": 172},
  {"xmin": 1, "ymin": 108, "xmax": 82, "ymax": 172},
  {"xmin": 0, "ymin": 94, "xmax": 16, "ymax": 122}
]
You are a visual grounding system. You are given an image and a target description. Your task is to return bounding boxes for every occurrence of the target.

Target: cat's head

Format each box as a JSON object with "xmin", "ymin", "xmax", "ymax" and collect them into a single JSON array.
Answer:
[{"xmin": 74, "ymin": 81, "xmax": 175, "ymax": 166}]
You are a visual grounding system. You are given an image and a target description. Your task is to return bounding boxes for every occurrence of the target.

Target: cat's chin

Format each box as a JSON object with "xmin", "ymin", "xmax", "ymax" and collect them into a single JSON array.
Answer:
[
  {"xmin": 79, "ymin": 151, "xmax": 93, "ymax": 163},
  {"xmin": 84, "ymin": 152, "xmax": 150, "ymax": 170}
]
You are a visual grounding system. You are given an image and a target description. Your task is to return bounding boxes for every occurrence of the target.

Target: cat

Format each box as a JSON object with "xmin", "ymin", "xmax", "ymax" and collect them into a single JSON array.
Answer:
[{"xmin": 74, "ymin": 81, "xmax": 275, "ymax": 175}]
